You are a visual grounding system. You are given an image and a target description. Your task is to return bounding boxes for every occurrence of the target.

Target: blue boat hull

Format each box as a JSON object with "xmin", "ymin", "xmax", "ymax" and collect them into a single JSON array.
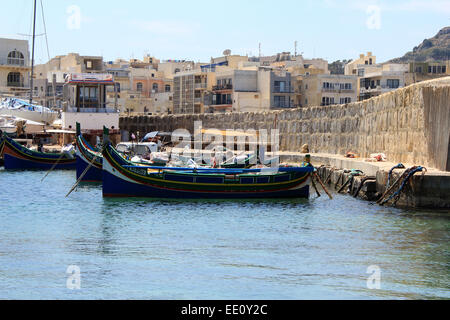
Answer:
[
  {"xmin": 102, "ymin": 168, "xmax": 310, "ymax": 199},
  {"xmin": 4, "ymin": 153, "xmax": 76, "ymax": 170},
  {"xmin": 76, "ymin": 155, "xmax": 103, "ymax": 182}
]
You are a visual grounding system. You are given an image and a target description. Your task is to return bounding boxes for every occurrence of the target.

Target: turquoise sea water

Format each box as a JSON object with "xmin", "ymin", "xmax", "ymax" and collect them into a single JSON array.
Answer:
[{"xmin": 0, "ymin": 168, "xmax": 449, "ymax": 300}]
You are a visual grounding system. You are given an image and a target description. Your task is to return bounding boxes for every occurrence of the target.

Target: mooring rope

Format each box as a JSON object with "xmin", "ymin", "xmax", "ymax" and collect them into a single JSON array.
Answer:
[
  {"xmin": 379, "ymin": 166, "xmax": 427, "ymax": 206},
  {"xmin": 386, "ymin": 163, "xmax": 406, "ymax": 189}
]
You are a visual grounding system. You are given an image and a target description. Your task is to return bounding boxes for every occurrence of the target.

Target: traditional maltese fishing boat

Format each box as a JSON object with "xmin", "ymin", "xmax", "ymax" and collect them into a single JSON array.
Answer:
[
  {"xmin": 0, "ymin": 131, "xmax": 76, "ymax": 170},
  {"xmin": 75, "ymin": 123, "xmax": 103, "ymax": 182},
  {"xmin": 0, "ymin": 134, "xmax": 5, "ymax": 167},
  {"xmin": 102, "ymin": 141, "xmax": 313, "ymax": 199}
]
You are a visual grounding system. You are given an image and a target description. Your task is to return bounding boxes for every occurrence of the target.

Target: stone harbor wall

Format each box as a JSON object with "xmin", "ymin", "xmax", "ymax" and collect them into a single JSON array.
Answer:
[{"xmin": 120, "ymin": 77, "xmax": 450, "ymax": 171}]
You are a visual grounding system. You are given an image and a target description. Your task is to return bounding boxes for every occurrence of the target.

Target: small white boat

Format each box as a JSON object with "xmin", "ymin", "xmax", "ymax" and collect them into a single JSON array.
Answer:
[{"xmin": 0, "ymin": 98, "xmax": 58, "ymax": 125}]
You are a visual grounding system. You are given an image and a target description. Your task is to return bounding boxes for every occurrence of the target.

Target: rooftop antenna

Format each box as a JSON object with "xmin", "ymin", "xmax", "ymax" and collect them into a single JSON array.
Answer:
[
  {"xmin": 259, "ymin": 43, "xmax": 261, "ymax": 58},
  {"xmin": 295, "ymin": 41, "xmax": 298, "ymax": 57}
]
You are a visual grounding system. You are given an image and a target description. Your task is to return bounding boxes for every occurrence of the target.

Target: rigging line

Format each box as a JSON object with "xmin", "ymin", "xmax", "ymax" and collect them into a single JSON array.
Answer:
[{"xmin": 40, "ymin": 0, "xmax": 56, "ymax": 107}]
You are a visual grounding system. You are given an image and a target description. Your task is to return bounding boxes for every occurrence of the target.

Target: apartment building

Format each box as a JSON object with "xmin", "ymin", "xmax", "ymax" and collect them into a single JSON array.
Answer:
[
  {"xmin": 359, "ymin": 64, "xmax": 408, "ymax": 101},
  {"xmin": 0, "ymin": 38, "xmax": 31, "ymax": 96},
  {"xmin": 301, "ymin": 74, "xmax": 358, "ymax": 107},
  {"xmin": 173, "ymin": 70, "xmax": 213, "ymax": 114},
  {"xmin": 202, "ymin": 67, "xmax": 294, "ymax": 113}
]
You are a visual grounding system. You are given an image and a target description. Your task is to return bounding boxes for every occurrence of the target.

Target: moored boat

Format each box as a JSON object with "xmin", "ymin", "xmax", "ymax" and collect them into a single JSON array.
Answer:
[
  {"xmin": 0, "ymin": 134, "xmax": 5, "ymax": 167},
  {"xmin": 102, "ymin": 142, "xmax": 313, "ymax": 199},
  {"xmin": 0, "ymin": 131, "xmax": 76, "ymax": 170},
  {"xmin": 75, "ymin": 123, "xmax": 103, "ymax": 182}
]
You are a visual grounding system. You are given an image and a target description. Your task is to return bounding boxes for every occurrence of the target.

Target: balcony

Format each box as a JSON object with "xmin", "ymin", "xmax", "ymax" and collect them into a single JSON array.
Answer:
[
  {"xmin": 273, "ymin": 86, "xmax": 293, "ymax": 93},
  {"xmin": 0, "ymin": 57, "xmax": 28, "ymax": 68},
  {"xmin": 7, "ymin": 81, "xmax": 25, "ymax": 88},
  {"xmin": 195, "ymin": 83, "xmax": 207, "ymax": 89},
  {"xmin": 273, "ymin": 102, "xmax": 292, "ymax": 108},
  {"xmin": 213, "ymin": 84, "xmax": 233, "ymax": 91}
]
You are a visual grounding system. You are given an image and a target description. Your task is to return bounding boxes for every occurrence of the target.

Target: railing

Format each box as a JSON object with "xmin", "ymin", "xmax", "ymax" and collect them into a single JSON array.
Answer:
[
  {"xmin": 64, "ymin": 106, "xmax": 118, "ymax": 113},
  {"xmin": 273, "ymin": 86, "xmax": 293, "ymax": 93},
  {"xmin": 7, "ymin": 82, "xmax": 25, "ymax": 88},
  {"xmin": 195, "ymin": 83, "xmax": 207, "ymax": 89},
  {"xmin": 213, "ymin": 84, "xmax": 233, "ymax": 91},
  {"xmin": 273, "ymin": 101, "xmax": 292, "ymax": 108},
  {"xmin": 322, "ymin": 88, "xmax": 355, "ymax": 93},
  {"xmin": 0, "ymin": 57, "xmax": 28, "ymax": 67},
  {"xmin": 210, "ymin": 101, "xmax": 232, "ymax": 106}
]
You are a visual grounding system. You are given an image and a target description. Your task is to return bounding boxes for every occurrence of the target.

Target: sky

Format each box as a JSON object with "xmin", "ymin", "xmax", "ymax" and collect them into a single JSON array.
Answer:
[{"xmin": 0, "ymin": 0, "xmax": 449, "ymax": 65}]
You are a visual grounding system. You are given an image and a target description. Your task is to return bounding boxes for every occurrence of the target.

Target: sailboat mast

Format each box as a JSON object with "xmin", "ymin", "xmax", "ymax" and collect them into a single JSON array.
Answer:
[{"xmin": 29, "ymin": 0, "xmax": 37, "ymax": 105}]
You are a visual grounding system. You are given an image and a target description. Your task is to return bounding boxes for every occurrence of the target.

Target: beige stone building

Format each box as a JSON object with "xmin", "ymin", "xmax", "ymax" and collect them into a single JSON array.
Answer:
[
  {"xmin": 204, "ymin": 67, "xmax": 295, "ymax": 113},
  {"xmin": 345, "ymin": 52, "xmax": 376, "ymax": 76},
  {"xmin": 301, "ymin": 74, "xmax": 358, "ymax": 106},
  {"xmin": 359, "ymin": 63, "xmax": 408, "ymax": 100},
  {"xmin": 0, "ymin": 38, "xmax": 31, "ymax": 97}
]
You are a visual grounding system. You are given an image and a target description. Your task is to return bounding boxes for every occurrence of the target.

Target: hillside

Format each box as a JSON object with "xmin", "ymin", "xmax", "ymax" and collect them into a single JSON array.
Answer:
[{"xmin": 390, "ymin": 27, "xmax": 450, "ymax": 63}]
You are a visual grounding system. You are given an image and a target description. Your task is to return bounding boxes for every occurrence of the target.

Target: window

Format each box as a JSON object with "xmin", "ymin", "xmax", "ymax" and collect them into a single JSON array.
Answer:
[
  {"xmin": 7, "ymin": 51, "xmax": 25, "ymax": 66},
  {"xmin": 369, "ymin": 58, "xmax": 373, "ymax": 65},
  {"xmin": 86, "ymin": 60, "xmax": 93, "ymax": 69},
  {"xmin": 77, "ymin": 86, "xmax": 99, "ymax": 109},
  {"xmin": 152, "ymin": 83, "xmax": 158, "ymax": 92},
  {"xmin": 275, "ymin": 81, "xmax": 286, "ymax": 92},
  {"xmin": 7, "ymin": 72, "xmax": 23, "ymax": 87},
  {"xmin": 137, "ymin": 82, "xmax": 143, "ymax": 92},
  {"xmin": 443, "ymin": 66, "xmax": 447, "ymax": 73},
  {"xmin": 387, "ymin": 79, "xmax": 400, "ymax": 89},
  {"xmin": 274, "ymin": 95, "xmax": 287, "ymax": 108},
  {"xmin": 53, "ymin": 74, "xmax": 57, "ymax": 83},
  {"xmin": 322, "ymin": 97, "xmax": 334, "ymax": 106},
  {"xmin": 165, "ymin": 85, "xmax": 171, "ymax": 92}
]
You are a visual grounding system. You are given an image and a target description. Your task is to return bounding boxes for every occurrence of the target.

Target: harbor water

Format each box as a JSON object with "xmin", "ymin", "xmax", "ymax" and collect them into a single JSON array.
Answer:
[{"xmin": 0, "ymin": 168, "xmax": 449, "ymax": 300}]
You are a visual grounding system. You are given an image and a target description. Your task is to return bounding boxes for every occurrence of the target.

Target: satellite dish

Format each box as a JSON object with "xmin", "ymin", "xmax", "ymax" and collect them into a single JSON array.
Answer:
[{"xmin": 223, "ymin": 49, "xmax": 231, "ymax": 56}]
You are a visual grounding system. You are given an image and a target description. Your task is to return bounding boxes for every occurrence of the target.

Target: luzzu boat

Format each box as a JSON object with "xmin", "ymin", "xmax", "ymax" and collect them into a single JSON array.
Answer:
[
  {"xmin": 75, "ymin": 125, "xmax": 169, "ymax": 183},
  {"xmin": 102, "ymin": 142, "xmax": 313, "ymax": 199},
  {"xmin": 0, "ymin": 131, "xmax": 76, "ymax": 170},
  {"xmin": 0, "ymin": 134, "xmax": 5, "ymax": 167},
  {"xmin": 75, "ymin": 124, "xmax": 103, "ymax": 182}
]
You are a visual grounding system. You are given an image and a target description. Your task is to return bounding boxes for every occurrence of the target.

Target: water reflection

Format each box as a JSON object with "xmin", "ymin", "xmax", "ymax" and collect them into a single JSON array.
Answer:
[{"xmin": 0, "ymin": 170, "xmax": 448, "ymax": 299}]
